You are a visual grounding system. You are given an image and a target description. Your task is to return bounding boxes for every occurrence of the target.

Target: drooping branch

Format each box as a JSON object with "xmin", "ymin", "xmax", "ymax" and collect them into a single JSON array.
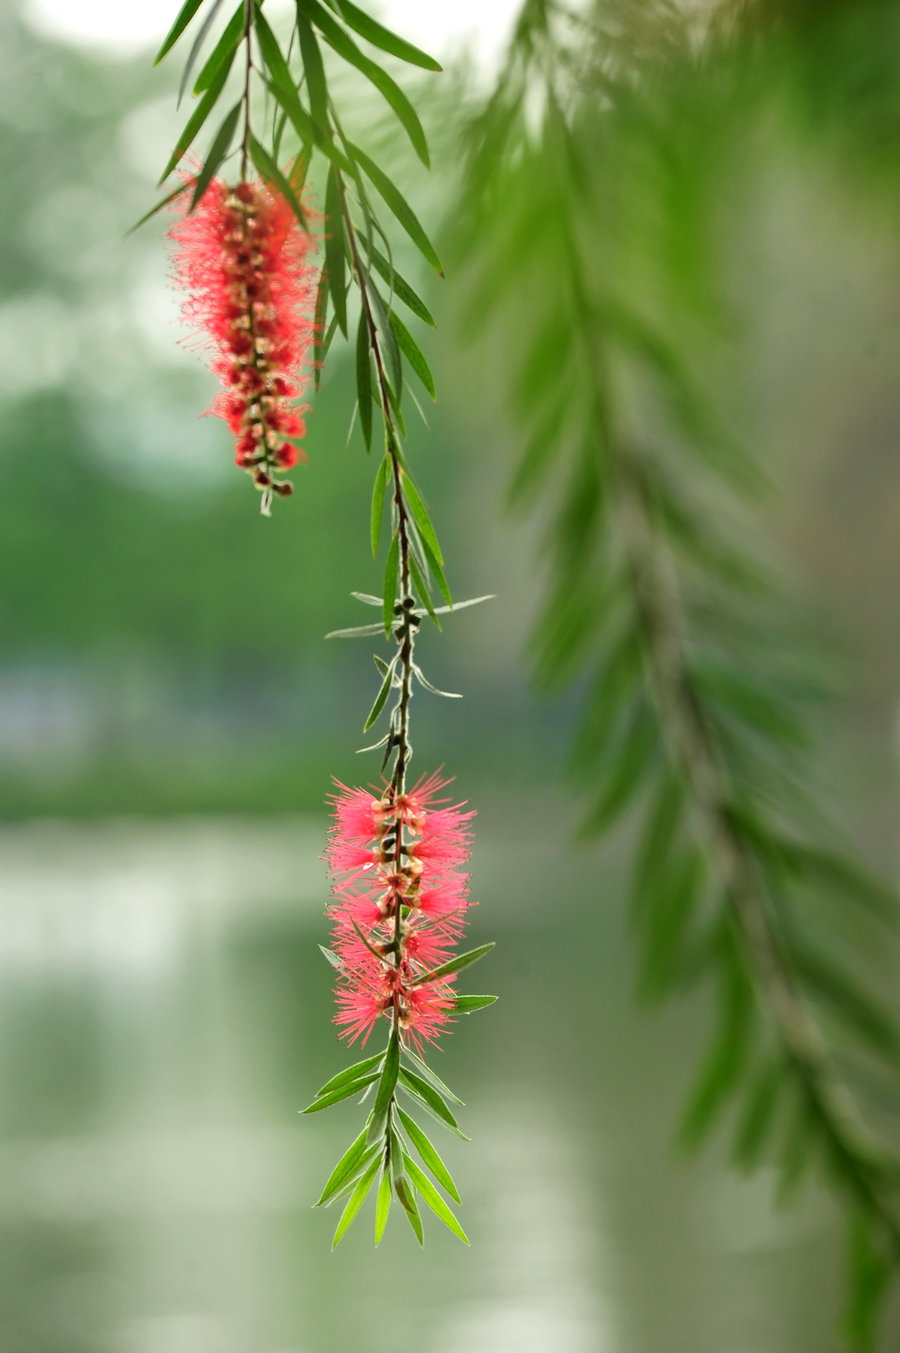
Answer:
[{"xmin": 460, "ymin": 3, "xmax": 900, "ymax": 1339}]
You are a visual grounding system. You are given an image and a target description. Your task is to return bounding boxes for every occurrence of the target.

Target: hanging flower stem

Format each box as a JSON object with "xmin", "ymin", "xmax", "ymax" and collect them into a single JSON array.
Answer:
[
  {"xmin": 239, "ymin": 0, "xmax": 253, "ymax": 180},
  {"xmin": 300, "ymin": 145, "xmax": 495, "ymax": 1248},
  {"xmin": 149, "ymin": 0, "xmax": 493, "ymax": 1247},
  {"xmin": 550, "ymin": 101, "xmax": 900, "ymax": 1258}
]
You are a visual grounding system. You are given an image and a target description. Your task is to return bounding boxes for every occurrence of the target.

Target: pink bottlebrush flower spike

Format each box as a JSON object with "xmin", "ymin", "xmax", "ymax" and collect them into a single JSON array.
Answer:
[
  {"xmin": 169, "ymin": 177, "xmax": 318, "ymax": 511},
  {"xmin": 324, "ymin": 775, "xmax": 476, "ymax": 1052}
]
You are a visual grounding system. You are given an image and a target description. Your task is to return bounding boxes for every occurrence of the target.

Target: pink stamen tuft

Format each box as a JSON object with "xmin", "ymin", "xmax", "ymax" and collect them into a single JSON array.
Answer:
[{"xmin": 324, "ymin": 775, "xmax": 476, "ymax": 1051}]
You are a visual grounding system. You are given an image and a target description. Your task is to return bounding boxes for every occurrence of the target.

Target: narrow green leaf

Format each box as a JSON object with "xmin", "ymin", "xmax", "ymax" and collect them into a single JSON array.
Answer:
[
  {"xmin": 408, "ymin": 552, "xmax": 440, "ymax": 627},
  {"xmin": 370, "ymin": 455, "xmax": 390, "ymax": 557},
  {"xmin": 295, "ymin": 9, "xmax": 330, "ymax": 141},
  {"xmin": 350, "ymin": 142, "xmax": 442, "ymax": 272},
  {"xmin": 315, "ymin": 1126, "xmax": 369, "ymax": 1206},
  {"xmin": 264, "ymin": 71, "xmax": 315, "ymax": 143},
  {"xmin": 190, "ymin": 101, "xmax": 241, "ymax": 209},
  {"xmin": 680, "ymin": 968, "xmax": 754, "ymax": 1148},
  {"xmin": 318, "ymin": 311, "xmax": 340, "ymax": 385},
  {"xmin": 369, "ymin": 245, "xmax": 436, "ymax": 325},
  {"xmin": 635, "ymin": 844, "xmax": 705, "ymax": 1003},
  {"xmin": 364, "ymin": 662, "xmax": 395, "ymax": 732},
  {"xmin": 368, "ymin": 284, "xmax": 403, "ymax": 399},
  {"xmin": 508, "ymin": 390, "xmax": 571, "ymax": 506},
  {"xmin": 349, "ymin": 918, "xmax": 387, "ymax": 963},
  {"xmin": 252, "ymin": 5, "xmax": 293, "ymax": 87},
  {"xmin": 631, "ymin": 766, "xmax": 685, "ymax": 928},
  {"xmin": 793, "ymin": 946, "xmax": 900, "ymax": 1062},
  {"xmin": 357, "ymin": 733, "xmax": 390, "ymax": 755},
  {"xmin": 388, "ymin": 1127, "xmax": 405, "ymax": 1183},
  {"xmin": 318, "ymin": 944, "xmax": 342, "ymax": 968},
  {"xmin": 777, "ymin": 842, "xmax": 898, "ymax": 925},
  {"xmin": 694, "ymin": 658, "xmax": 808, "ymax": 751},
  {"xmin": 326, "ymin": 1142, "xmax": 381, "ymax": 1206},
  {"xmin": 249, "ymin": 134, "xmax": 309, "ymax": 227},
  {"xmin": 394, "ymin": 1175, "xmax": 424, "ymax": 1244},
  {"xmin": 264, "ymin": 77, "xmax": 351, "ymax": 174},
  {"xmin": 396, "ymin": 1107, "xmax": 461, "ymax": 1203},
  {"xmin": 192, "ymin": 3, "xmax": 243, "ymax": 94},
  {"xmin": 413, "ymin": 523, "xmax": 452, "ymax": 608},
  {"xmin": 390, "ymin": 311, "xmax": 435, "ymax": 398},
  {"xmin": 777, "ymin": 1090, "xmax": 818, "ymax": 1200},
  {"xmin": 567, "ymin": 624, "xmax": 644, "ymax": 765},
  {"xmin": 398, "ymin": 1068, "xmax": 468, "ymax": 1138},
  {"xmin": 324, "ymin": 165, "xmax": 348, "ymax": 336},
  {"xmin": 326, "ymin": 622, "xmax": 384, "ymax": 639},
  {"xmin": 286, "ymin": 142, "xmax": 313, "ymax": 190},
  {"xmin": 374, "ymin": 1169, "xmax": 392, "ymax": 1244},
  {"xmin": 272, "ymin": 103, "xmax": 289, "ymax": 162},
  {"xmin": 450, "ymin": 994, "xmax": 498, "ymax": 1014},
  {"xmin": 313, "ymin": 264, "xmax": 330, "ymax": 391},
  {"xmin": 579, "ymin": 706, "xmax": 657, "ymax": 836},
  {"xmin": 412, "ymin": 664, "xmax": 460, "ymax": 698},
  {"xmin": 401, "ymin": 472, "xmax": 443, "ymax": 564},
  {"xmin": 403, "ymin": 1047, "xmax": 464, "ymax": 1106},
  {"xmin": 177, "ymin": 0, "xmax": 228, "ymax": 103},
  {"xmin": 382, "ymin": 535, "xmax": 399, "ymax": 638},
  {"xmin": 530, "ymin": 578, "xmax": 606, "ymax": 693},
  {"xmin": 158, "ymin": 63, "xmax": 231, "ymax": 183},
  {"xmin": 414, "ymin": 942, "xmax": 495, "ymax": 986},
  {"xmin": 367, "ymin": 1029, "xmax": 400, "ymax": 1143},
  {"xmin": 315, "ymin": 1053, "xmax": 383, "ymax": 1099},
  {"xmin": 301, "ymin": 1071, "xmax": 380, "ymax": 1113},
  {"xmin": 301, "ymin": 0, "xmax": 430, "ymax": 165},
  {"xmin": 126, "ymin": 184, "xmax": 185, "ymax": 235},
  {"xmin": 403, "ymin": 1155, "xmax": 469, "ymax": 1243},
  {"xmin": 154, "ymin": 0, "xmax": 206, "ymax": 64},
  {"xmin": 731, "ymin": 1061, "xmax": 783, "ymax": 1172},
  {"xmin": 356, "ymin": 310, "xmax": 374, "ymax": 449},
  {"xmin": 431, "ymin": 595, "xmax": 495, "ymax": 616},
  {"xmin": 332, "ymin": 1156, "xmax": 380, "ymax": 1247},
  {"xmin": 332, "ymin": 0, "xmax": 442, "ymax": 70},
  {"xmin": 843, "ymin": 1212, "xmax": 894, "ymax": 1353}
]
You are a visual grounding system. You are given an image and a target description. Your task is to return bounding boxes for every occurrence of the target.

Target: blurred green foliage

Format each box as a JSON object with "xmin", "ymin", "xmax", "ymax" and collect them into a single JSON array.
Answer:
[{"xmin": 453, "ymin": 1, "xmax": 900, "ymax": 1345}]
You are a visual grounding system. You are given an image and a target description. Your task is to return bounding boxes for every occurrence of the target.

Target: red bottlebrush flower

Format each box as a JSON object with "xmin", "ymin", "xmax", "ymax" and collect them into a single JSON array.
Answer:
[
  {"xmin": 324, "ymin": 775, "xmax": 475, "ymax": 1051},
  {"xmin": 415, "ymin": 877, "xmax": 471, "ymax": 927},
  {"xmin": 334, "ymin": 965, "xmax": 392, "ymax": 1046},
  {"xmin": 399, "ymin": 982, "xmax": 457, "ymax": 1056},
  {"xmin": 328, "ymin": 782, "xmax": 389, "ymax": 843},
  {"xmin": 410, "ymin": 805, "xmax": 474, "ymax": 865},
  {"xmin": 169, "ymin": 176, "xmax": 318, "ymax": 512},
  {"xmin": 402, "ymin": 922, "xmax": 458, "ymax": 970}
]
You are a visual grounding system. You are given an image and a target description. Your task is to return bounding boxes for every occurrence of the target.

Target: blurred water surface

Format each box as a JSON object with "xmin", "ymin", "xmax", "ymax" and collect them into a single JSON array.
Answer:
[{"xmin": 0, "ymin": 803, "xmax": 887, "ymax": 1353}]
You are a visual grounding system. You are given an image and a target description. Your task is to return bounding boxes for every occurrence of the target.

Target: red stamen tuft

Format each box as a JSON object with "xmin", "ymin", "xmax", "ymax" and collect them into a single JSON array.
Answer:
[{"xmin": 169, "ymin": 177, "xmax": 319, "ymax": 510}]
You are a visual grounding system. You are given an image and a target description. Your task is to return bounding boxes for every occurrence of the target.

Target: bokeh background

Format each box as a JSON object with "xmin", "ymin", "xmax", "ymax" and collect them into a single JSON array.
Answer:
[{"xmin": 1, "ymin": 1, "xmax": 899, "ymax": 1350}]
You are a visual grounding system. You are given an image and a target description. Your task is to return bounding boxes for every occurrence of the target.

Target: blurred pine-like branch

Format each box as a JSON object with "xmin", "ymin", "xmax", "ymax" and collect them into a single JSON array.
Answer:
[{"xmin": 458, "ymin": 1, "xmax": 900, "ymax": 1346}]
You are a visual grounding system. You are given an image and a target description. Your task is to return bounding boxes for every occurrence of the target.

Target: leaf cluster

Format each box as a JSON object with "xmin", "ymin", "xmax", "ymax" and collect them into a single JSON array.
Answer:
[{"xmin": 303, "ymin": 975, "xmax": 496, "ymax": 1246}]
